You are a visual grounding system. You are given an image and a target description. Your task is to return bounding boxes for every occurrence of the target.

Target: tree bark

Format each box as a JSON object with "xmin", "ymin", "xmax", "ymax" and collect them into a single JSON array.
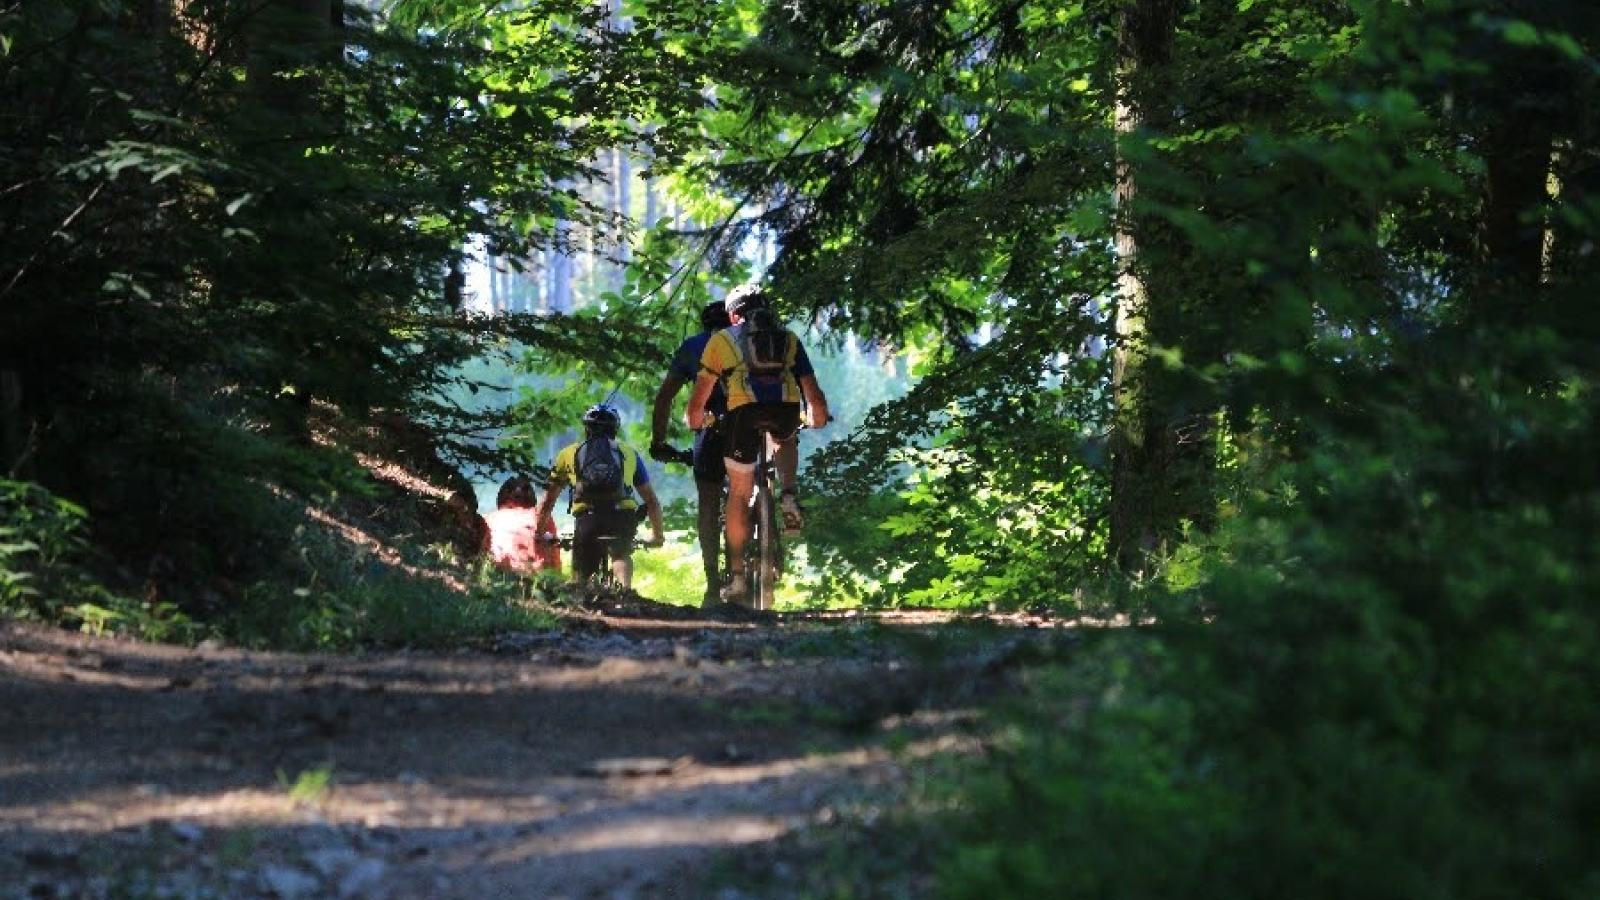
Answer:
[
  {"xmin": 613, "ymin": 148, "xmax": 632, "ymax": 265},
  {"xmin": 1, "ymin": 370, "xmax": 31, "ymax": 479},
  {"xmin": 242, "ymin": 0, "xmax": 342, "ymax": 441},
  {"xmin": 1110, "ymin": 0, "xmax": 1181, "ymax": 572}
]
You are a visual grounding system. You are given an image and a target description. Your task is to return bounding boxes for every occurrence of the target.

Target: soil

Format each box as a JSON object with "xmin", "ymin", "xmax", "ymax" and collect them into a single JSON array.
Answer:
[{"xmin": 0, "ymin": 598, "xmax": 1063, "ymax": 900}]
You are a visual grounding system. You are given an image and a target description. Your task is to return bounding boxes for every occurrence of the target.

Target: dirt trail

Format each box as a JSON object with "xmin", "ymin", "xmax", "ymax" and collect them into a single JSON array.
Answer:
[{"xmin": 0, "ymin": 603, "xmax": 1049, "ymax": 899}]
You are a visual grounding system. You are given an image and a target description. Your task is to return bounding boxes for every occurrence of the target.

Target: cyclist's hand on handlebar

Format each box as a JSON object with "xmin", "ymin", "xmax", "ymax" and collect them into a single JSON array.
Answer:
[
  {"xmin": 643, "ymin": 535, "xmax": 665, "ymax": 548},
  {"xmin": 650, "ymin": 442, "xmax": 695, "ymax": 466}
]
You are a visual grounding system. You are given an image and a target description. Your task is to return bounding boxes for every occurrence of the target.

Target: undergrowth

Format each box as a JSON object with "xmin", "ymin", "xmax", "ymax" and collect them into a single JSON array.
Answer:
[
  {"xmin": 1, "ymin": 476, "xmax": 561, "ymax": 651},
  {"xmin": 1, "ymin": 479, "xmax": 201, "ymax": 643}
]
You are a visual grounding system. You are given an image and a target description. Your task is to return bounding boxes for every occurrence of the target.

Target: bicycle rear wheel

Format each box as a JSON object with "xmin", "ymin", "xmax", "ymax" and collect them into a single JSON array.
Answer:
[{"xmin": 752, "ymin": 478, "xmax": 781, "ymax": 610}]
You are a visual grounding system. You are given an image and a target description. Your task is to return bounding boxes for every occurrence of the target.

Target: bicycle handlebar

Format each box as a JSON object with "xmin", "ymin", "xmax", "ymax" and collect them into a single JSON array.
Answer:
[
  {"xmin": 648, "ymin": 442, "xmax": 696, "ymax": 466},
  {"xmin": 537, "ymin": 533, "xmax": 664, "ymax": 550}
]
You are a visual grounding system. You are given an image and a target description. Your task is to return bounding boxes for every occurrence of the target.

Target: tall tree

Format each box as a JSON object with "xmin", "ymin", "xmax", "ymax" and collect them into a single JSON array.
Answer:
[
  {"xmin": 0, "ymin": 0, "xmax": 686, "ymax": 605},
  {"xmin": 1109, "ymin": 0, "xmax": 1182, "ymax": 570}
]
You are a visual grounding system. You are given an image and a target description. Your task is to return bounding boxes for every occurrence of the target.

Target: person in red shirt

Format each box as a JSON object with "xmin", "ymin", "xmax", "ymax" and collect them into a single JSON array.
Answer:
[{"xmin": 482, "ymin": 475, "xmax": 561, "ymax": 574}]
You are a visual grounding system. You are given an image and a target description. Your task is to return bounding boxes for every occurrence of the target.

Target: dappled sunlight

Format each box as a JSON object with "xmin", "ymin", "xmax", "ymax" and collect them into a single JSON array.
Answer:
[
  {"xmin": 1, "ymin": 615, "xmax": 1012, "ymax": 897},
  {"xmin": 0, "ymin": 742, "xmax": 900, "ymax": 836},
  {"xmin": 0, "ymin": 786, "xmax": 302, "ymax": 832},
  {"xmin": 477, "ymin": 813, "xmax": 789, "ymax": 864},
  {"xmin": 298, "ymin": 502, "xmax": 472, "ymax": 593}
]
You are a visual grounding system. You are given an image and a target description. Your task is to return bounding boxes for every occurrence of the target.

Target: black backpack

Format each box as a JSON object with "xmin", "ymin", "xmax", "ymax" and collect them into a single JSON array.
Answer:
[
  {"xmin": 740, "ymin": 307, "xmax": 792, "ymax": 378},
  {"xmin": 573, "ymin": 436, "xmax": 624, "ymax": 507}
]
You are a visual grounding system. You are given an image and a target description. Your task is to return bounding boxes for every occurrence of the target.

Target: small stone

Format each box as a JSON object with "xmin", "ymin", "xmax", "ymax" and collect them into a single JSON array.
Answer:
[{"xmin": 258, "ymin": 865, "xmax": 319, "ymax": 900}]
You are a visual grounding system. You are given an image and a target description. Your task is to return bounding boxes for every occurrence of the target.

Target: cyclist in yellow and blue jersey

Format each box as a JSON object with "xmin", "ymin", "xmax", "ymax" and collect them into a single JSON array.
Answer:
[
  {"xmin": 533, "ymin": 404, "xmax": 665, "ymax": 588},
  {"xmin": 685, "ymin": 286, "xmax": 830, "ymax": 602}
]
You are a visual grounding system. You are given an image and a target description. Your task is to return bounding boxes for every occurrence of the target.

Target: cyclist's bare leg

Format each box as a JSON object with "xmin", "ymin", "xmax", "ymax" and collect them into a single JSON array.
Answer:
[
  {"xmin": 611, "ymin": 555, "xmax": 633, "ymax": 589},
  {"xmin": 723, "ymin": 462, "xmax": 756, "ymax": 581},
  {"xmin": 695, "ymin": 478, "xmax": 724, "ymax": 595},
  {"xmin": 771, "ymin": 431, "xmax": 805, "ymax": 535},
  {"xmin": 772, "ymin": 433, "xmax": 801, "ymax": 494}
]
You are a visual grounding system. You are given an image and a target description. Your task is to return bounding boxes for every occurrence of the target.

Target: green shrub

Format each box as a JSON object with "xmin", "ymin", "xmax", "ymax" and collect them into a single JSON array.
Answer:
[
  {"xmin": 939, "ymin": 327, "xmax": 1599, "ymax": 900},
  {"xmin": 1, "ymin": 479, "xmax": 201, "ymax": 641},
  {"xmin": 217, "ymin": 510, "xmax": 562, "ymax": 651}
]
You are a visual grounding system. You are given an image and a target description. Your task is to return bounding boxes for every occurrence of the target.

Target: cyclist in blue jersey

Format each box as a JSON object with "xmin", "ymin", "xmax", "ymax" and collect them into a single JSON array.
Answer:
[{"xmin": 651, "ymin": 299, "xmax": 732, "ymax": 605}]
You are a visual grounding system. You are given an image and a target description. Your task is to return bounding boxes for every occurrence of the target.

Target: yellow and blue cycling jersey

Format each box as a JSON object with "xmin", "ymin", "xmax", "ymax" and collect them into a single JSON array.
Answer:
[
  {"xmin": 698, "ymin": 323, "xmax": 815, "ymax": 410},
  {"xmin": 670, "ymin": 331, "xmax": 728, "ymax": 417},
  {"xmin": 548, "ymin": 439, "xmax": 650, "ymax": 514}
]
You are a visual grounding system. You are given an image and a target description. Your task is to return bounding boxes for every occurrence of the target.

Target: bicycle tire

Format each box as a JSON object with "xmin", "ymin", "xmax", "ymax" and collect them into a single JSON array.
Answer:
[
  {"xmin": 752, "ymin": 472, "xmax": 781, "ymax": 611},
  {"xmin": 555, "ymin": 532, "xmax": 645, "ymax": 593}
]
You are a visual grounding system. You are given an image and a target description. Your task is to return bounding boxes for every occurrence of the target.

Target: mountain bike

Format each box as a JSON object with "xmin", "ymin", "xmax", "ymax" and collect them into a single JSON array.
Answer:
[
  {"xmin": 741, "ymin": 417, "xmax": 813, "ymax": 611},
  {"xmin": 745, "ymin": 430, "xmax": 784, "ymax": 610},
  {"xmin": 686, "ymin": 411, "xmax": 823, "ymax": 610},
  {"xmin": 538, "ymin": 520, "xmax": 661, "ymax": 591}
]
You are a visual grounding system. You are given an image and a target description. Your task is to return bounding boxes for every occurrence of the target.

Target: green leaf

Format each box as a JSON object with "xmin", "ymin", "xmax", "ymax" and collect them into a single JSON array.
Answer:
[{"xmin": 1502, "ymin": 20, "xmax": 1540, "ymax": 47}]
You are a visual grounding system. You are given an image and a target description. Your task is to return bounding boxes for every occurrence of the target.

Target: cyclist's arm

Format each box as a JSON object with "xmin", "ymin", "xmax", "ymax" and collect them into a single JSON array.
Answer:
[
  {"xmin": 799, "ymin": 373, "xmax": 830, "ymax": 428},
  {"xmin": 685, "ymin": 371, "xmax": 718, "ymax": 430},
  {"xmin": 532, "ymin": 480, "xmax": 562, "ymax": 536},
  {"xmin": 651, "ymin": 372, "xmax": 687, "ymax": 448},
  {"xmin": 537, "ymin": 447, "xmax": 577, "ymax": 528},
  {"xmin": 636, "ymin": 481, "xmax": 667, "ymax": 544}
]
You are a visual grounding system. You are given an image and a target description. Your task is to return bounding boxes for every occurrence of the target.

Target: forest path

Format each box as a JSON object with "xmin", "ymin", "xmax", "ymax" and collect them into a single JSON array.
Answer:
[{"xmin": 0, "ymin": 602, "xmax": 1054, "ymax": 899}]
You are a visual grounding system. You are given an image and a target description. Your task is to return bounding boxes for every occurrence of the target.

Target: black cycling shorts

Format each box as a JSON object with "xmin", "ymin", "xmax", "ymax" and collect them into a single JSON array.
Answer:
[
  {"xmin": 572, "ymin": 507, "xmax": 637, "ymax": 579},
  {"xmin": 721, "ymin": 402, "xmax": 802, "ymax": 468},
  {"xmin": 692, "ymin": 423, "xmax": 728, "ymax": 484}
]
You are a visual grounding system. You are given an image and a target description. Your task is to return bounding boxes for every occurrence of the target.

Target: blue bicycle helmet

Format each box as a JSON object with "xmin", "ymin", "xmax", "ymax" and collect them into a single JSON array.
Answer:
[{"xmin": 582, "ymin": 404, "xmax": 620, "ymax": 437}]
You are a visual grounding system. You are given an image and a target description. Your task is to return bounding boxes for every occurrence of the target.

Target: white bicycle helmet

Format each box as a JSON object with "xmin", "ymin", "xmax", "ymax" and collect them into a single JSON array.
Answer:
[{"xmin": 723, "ymin": 284, "xmax": 767, "ymax": 316}]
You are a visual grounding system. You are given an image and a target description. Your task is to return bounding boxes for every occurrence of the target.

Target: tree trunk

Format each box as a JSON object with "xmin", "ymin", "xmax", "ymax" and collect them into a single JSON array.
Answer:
[
  {"xmin": 1110, "ymin": 0, "xmax": 1181, "ymax": 572},
  {"xmin": 1476, "ymin": 106, "xmax": 1555, "ymax": 321},
  {"xmin": 246, "ymin": 0, "xmax": 339, "ymax": 112},
  {"xmin": 644, "ymin": 164, "xmax": 660, "ymax": 228},
  {"xmin": 613, "ymin": 148, "xmax": 633, "ymax": 264},
  {"xmin": 548, "ymin": 243, "xmax": 573, "ymax": 314},
  {"xmin": 243, "ymin": 0, "xmax": 342, "ymax": 441},
  {"xmin": 1, "ymin": 370, "xmax": 31, "ymax": 479}
]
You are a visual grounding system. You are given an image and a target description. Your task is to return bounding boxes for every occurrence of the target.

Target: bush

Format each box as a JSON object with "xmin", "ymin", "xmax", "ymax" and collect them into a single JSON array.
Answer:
[
  {"xmin": 938, "ymin": 328, "xmax": 1599, "ymax": 900},
  {"xmin": 1, "ymin": 479, "xmax": 200, "ymax": 641}
]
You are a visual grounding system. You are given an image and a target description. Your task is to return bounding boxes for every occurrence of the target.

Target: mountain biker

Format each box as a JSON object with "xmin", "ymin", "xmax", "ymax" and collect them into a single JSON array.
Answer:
[
  {"xmin": 533, "ymin": 404, "xmax": 666, "ymax": 589},
  {"xmin": 483, "ymin": 475, "xmax": 561, "ymax": 574},
  {"xmin": 650, "ymin": 299, "xmax": 733, "ymax": 606},
  {"xmin": 685, "ymin": 285, "xmax": 830, "ymax": 603}
]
